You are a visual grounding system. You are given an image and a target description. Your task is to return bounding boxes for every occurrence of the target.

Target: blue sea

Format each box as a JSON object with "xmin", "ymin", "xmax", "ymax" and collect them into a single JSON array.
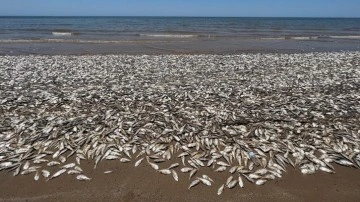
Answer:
[{"xmin": 0, "ymin": 17, "xmax": 359, "ymax": 54}]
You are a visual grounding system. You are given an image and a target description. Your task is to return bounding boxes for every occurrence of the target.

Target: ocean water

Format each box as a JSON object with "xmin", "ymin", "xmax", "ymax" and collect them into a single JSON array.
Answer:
[{"xmin": 0, "ymin": 17, "xmax": 359, "ymax": 54}]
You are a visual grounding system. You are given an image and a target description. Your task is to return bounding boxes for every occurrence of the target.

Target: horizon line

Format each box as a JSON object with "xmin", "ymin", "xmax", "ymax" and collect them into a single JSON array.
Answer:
[{"xmin": 0, "ymin": 15, "xmax": 359, "ymax": 18}]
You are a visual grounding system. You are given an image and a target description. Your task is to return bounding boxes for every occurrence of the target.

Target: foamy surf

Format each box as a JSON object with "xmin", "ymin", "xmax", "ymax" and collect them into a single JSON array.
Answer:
[
  {"xmin": 139, "ymin": 34, "xmax": 197, "ymax": 38},
  {"xmin": 52, "ymin": 32, "xmax": 73, "ymax": 36},
  {"xmin": 329, "ymin": 35, "xmax": 360, "ymax": 39}
]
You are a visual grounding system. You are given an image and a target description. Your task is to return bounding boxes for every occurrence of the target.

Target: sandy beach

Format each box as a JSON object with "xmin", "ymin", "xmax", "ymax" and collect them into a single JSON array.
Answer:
[{"xmin": 0, "ymin": 52, "xmax": 360, "ymax": 202}]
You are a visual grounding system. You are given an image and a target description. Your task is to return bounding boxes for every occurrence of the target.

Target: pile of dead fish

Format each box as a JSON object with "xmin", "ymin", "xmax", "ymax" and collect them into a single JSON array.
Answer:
[{"xmin": 0, "ymin": 52, "xmax": 359, "ymax": 195}]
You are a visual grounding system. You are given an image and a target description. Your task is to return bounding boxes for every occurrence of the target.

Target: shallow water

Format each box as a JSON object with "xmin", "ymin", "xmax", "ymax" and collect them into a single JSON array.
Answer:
[{"xmin": 0, "ymin": 17, "xmax": 359, "ymax": 54}]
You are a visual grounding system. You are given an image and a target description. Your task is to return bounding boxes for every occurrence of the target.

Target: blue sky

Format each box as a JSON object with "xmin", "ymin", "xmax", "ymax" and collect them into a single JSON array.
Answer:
[{"xmin": 1, "ymin": 0, "xmax": 359, "ymax": 17}]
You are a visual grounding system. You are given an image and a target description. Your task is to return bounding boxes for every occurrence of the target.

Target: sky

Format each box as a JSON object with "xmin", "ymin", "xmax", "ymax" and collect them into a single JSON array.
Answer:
[{"xmin": 1, "ymin": 0, "xmax": 359, "ymax": 17}]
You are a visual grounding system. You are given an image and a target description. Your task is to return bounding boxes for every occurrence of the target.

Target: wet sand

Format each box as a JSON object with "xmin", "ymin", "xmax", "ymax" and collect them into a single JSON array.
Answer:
[
  {"xmin": 0, "ymin": 161, "xmax": 359, "ymax": 202},
  {"xmin": 0, "ymin": 37, "xmax": 359, "ymax": 55}
]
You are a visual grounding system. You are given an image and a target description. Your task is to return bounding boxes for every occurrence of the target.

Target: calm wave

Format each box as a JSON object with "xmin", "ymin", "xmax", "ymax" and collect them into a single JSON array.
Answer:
[{"xmin": 0, "ymin": 17, "xmax": 359, "ymax": 43}]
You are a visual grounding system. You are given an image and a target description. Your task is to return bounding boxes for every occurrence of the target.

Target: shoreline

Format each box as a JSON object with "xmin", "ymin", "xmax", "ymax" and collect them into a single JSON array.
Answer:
[
  {"xmin": 0, "ymin": 52, "xmax": 360, "ymax": 202},
  {"xmin": 0, "ymin": 38, "xmax": 359, "ymax": 55}
]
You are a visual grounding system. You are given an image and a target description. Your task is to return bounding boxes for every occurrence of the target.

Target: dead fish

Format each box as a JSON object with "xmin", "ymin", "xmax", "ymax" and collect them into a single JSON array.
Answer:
[
  {"xmin": 68, "ymin": 170, "xmax": 82, "ymax": 175},
  {"xmin": 47, "ymin": 161, "xmax": 60, "ymax": 167},
  {"xmin": 0, "ymin": 162, "xmax": 13, "ymax": 168},
  {"xmin": 227, "ymin": 180, "xmax": 238, "ymax": 189},
  {"xmin": 13, "ymin": 166, "xmax": 21, "ymax": 176},
  {"xmin": 120, "ymin": 158, "xmax": 131, "ymax": 163},
  {"xmin": 189, "ymin": 168, "xmax": 197, "ymax": 179},
  {"xmin": 74, "ymin": 166, "xmax": 83, "ymax": 172},
  {"xmin": 23, "ymin": 161, "xmax": 30, "ymax": 170},
  {"xmin": 148, "ymin": 161, "xmax": 159, "ymax": 170},
  {"xmin": 171, "ymin": 170, "xmax": 179, "ymax": 181},
  {"xmin": 217, "ymin": 184, "xmax": 225, "ymax": 195},
  {"xmin": 215, "ymin": 166, "xmax": 227, "ymax": 172},
  {"xmin": 168, "ymin": 163, "xmax": 179, "ymax": 169},
  {"xmin": 229, "ymin": 166, "xmax": 238, "ymax": 174},
  {"xmin": 76, "ymin": 174, "xmax": 91, "ymax": 181},
  {"xmin": 180, "ymin": 167, "xmax": 193, "ymax": 173},
  {"xmin": 33, "ymin": 159, "xmax": 48, "ymax": 164},
  {"xmin": 34, "ymin": 172, "xmax": 40, "ymax": 181},
  {"xmin": 255, "ymin": 168, "xmax": 268, "ymax": 175},
  {"xmin": 202, "ymin": 175, "xmax": 213, "ymax": 182},
  {"xmin": 158, "ymin": 169, "xmax": 171, "ymax": 175},
  {"xmin": 249, "ymin": 173, "xmax": 261, "ymax": 179},
  {"xmin": 21, "ymin": 169, "xmax": 37, "ymax": 175},
  {"xmin": 242, "ymin": 174, "xmax": 255, "ymax": 183},
  {"xmin": 135, "ymin": 158, "xmax": 144, "ymax": 167},
  {"xmin": 226, "ymin": 176, "xmax": 234, "ymax": 185},
  {"xmin": 188, "ymin": 179, "xmax": 200, "ymax": 190},
  {"xmin": 217, "ymin": 161, "xmax": 230, "ymax": 167},
  {"xmin": 255, "ymin": 179, "xmax": 267, "ymax": 185},
  {"xmin": 105, "ymin": 155, "xmax": 120, "ymax": 160},
  {"xmin": 59, "ymin": 156, "xmax": 66, "ymax": 163},
  {"xmin": 49, "ymin": 169, "xmax": 67, "ymax": 180},
  {"xmin": 41, "ymin": 170, "xmax": 50, "ymax": 178},
  {"xmin": 238, "ymin": 175, "xmax": 244, "ymax": 188},
  {"xmin": 198, "ymin": 177, "xmax": 212, "ymax": 186},
  {"xmin": 319, "ymin": 166, "xmax": 335, "ymax": 173},
  {"xmin": 61, "ymin": 163, "xmax": 75, "ymax": 169}
]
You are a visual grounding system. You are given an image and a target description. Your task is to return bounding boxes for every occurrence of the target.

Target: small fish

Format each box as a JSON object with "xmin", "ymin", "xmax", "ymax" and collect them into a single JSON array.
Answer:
[
  {"xmin": 33, "ymin": 159, "xmax": 48, "ymax": 164},
  {"xmin": 34, "ymin": 172, "xmax": 40, "ymax": 181},
  {"xmin": 47, "ymin": 161, "xmax": 60, "ymax": 167},
  {"xmin": 242, "ymin": 174, "xmax": 255, "ymax": 183},
  {"xmin": 158, "ymin": 169, "xmax": 171, "ymax": 175},
  {"xmin": 74, "ymin": 166, "xmax": 83, "ymax": 172},
  {"xmin": 148, "ymin": 161, "xmax": 159, "ymax": 170},
  {"xmin": 226, "ymin": 176, "xmax": 234, "ymax": 185},
  {"xmin": 217, "ymin": 161, "xmax": 229, "ymax": 167},
  {"xmin": 188, "ymin": 179, "xmax": 200, "ymax": 190},
  {"xmin": 319, "ymin": 166, "xmax": 335, "ymax": 173},
  {"xmin": 255, "ymin": 179, "xmax": 267, "ymax": 185},
  {"xmin": 135, "ymin": 158, "xmax": 144, "ymax": 167},
  {"xmin": 61, "ymin": 163, "xmax": 75, "ymax": 169},
  {"xmin": 49, "ymin": 169, "xmax": 66, "ymax": 180},
  {"xmin": 249, "ymin": 173, "xmax": 261, "ymax": 179},
  {"xmin": 227, "ymin": 180, "xmax": 238, "ymax": 189},
  {"xmin": 198, "ymin": 177, "xmax": 212, "ymax": 186},
  {"xmin": 41, "ymin": 170, "xmax": 50, "ymax": 178},
  {"xmin": 120, "ymin": 158, "xmax": 131, "ymax": 163},
  {"xmin": 238, "ymin": 175, "xmax": 244, "ymax": 188},
  {"xmin": 180, "ymin": 167, "xmax": 193, "ymax": 173},
  {"xmin": 0, "ymin": 162, "xmax": 12, "ymax": 168},
  {"xmin": 202, "ymin": 175, "xmax": 213, "ymax": 182},
  {"xmin": 76, "ymin": 174, "xmax": 91, "ymax": 181},
  {"xmin": 255, "ymin": 168, "xmax": 268, "ymax": 175},
  {"xmin": 23, "ymin": 161, "xmax": 30, "ymax": 170},
  {"xmin": 229, "ymin": 166, "xmax": 238, "ymax": 174},
  {"xmin": 217, "ymin": 184, "xmax": 225, "ymax": 195},
  {"xmin": 21, "ymin": 169, "xmax": 36, "ymax": 175},
  {"xmin": 189, "ymin": 169, "xmax": 197, "ymax": 179},
  {"xmin": 168, "ymin": 163, "xmax": 179, "ymax": 169},
  {"xmin": 59, "ymin": 156, "xmax": 66, "ymax": 163},
  {"xmin": 171, "ymin": 170, "xmax": 179, "ymax": 181},
  {"xmin": 215, "ymin": 166, "xmax": 227, "ymax": 172},
  {"xmin": 104, "ymin": 170, "xmax": 113, "ymax": 174},
  {"xmin": 207, "ymin": 158, "xmax": 215, "ymax": 167},
  {"xmin": 13, "ymin": 166, "xmax": 20, "ymax": 176},
  {"xmin": 68, "ymin": 170, "xmax": 82, "ymax": 175}
]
